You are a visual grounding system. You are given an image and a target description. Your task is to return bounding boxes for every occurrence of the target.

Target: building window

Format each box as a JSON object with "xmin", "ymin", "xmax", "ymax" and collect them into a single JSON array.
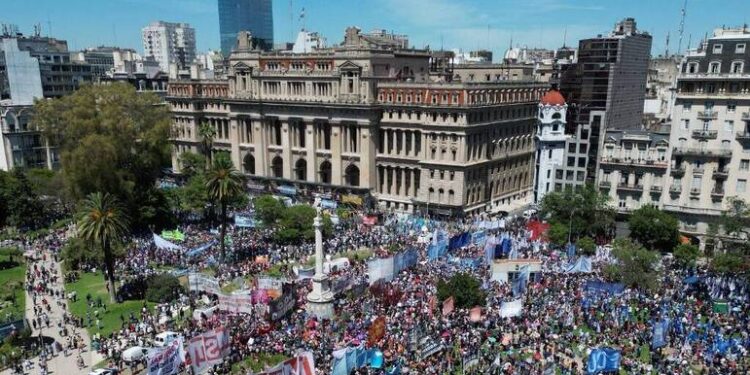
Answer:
[
  {"xmin": 731, "ymin": 61, "xmax": 744, "ymax": 74},
  {"xmin": 740, "ymin": 159, "xmax": 750, "ymax": 171},
  {"xmin": 724, "ymin": 120, "xmax": 734, "ymax": 132},
  {"xmin": 682, "ymin": 119, "xmax": 690, "ymax": 130},
  {"xmin": 712, "ymin": 44, "xmax": 723, "ymax": 54},
  {"xmin": 683, "ymin": 103, "xmax": 691, "ymax": 112},
  {"xmin": 738, "ymin": 179, "xmax": 747, "ymax": 193},
  {"xmin": 727, "ymin": 103, "xmax": 737, "ymax": 113},
  {"xmin": 567, "ymin": 157, "xmax": 575, "ymax": 167},
  {"xmin": 709, "ymin": 62, "xmax": 721, "ymax": 74},
  {"xmin": 736, "ymin": 43, "xmax": 746, "ymax": 54},
  {"xmin": 568, "ymin": 144, "xmax": 576, "ymax": 153},
  {"xmin": 687, "ymin": 62, "xmax": 698, "ymax": 73}
]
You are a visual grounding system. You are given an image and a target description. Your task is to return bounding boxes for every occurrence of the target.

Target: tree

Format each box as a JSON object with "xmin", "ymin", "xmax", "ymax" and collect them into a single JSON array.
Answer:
[
  {"xmin": 254, "ymin": 195, "xmax": 285, "ymax": 224},
  {"xmin": 546, "ymin": 222, "xmax": 569, "ymax": 248},
  {"xmin": 61, "ymin": 238, "xmax": 101, "ymax": 271},
  {"xmin": 606, "ymin": 238, "xmax": 659, "ymax": 291},
  {"xmin": 145, "ymin": 274, "xmax": 184, "ymax": 303},
  {"xmin": 540, "ymin": 184, "xmax": 614, "ymax": 241},
  {"xmin": 206, "ymin": 157, "xmax": 244, "ymax": 261},
  {"xmin": 179, "ymin": 152, "xmax": 206, "ymax": 177},
  {"xmin": 273, "ymin": 205, "xmax": 333, "ymax": 244},
  {"xmin": 35, "ymin": 83, "xmax": 171, "ymax": 230},
  {"xmin": 76, "ymin": 192, "xmax": 130, "ymax": 303},
  {"xmin": 0, "ymin": 247, "xmax": 22, "ymax": 264},
  {"xmin": 716, "ymin": 197, "xmax": 750, "ymax": 255},
  {"xmin": 577, "ymin": 236, "xmax": 597, "ymax": 257},
  {"xmin": 628, "ymin": 205, "xmax": 680, "ymax": 251},
  {"xmin": 436, "ymin": 272, "xmax": 486, "ymax": 309},
  {"xmin": 3, "ymin": 169, "xmax": 46, "ymax": 230},
  {"xmin": 711, "ymin": 252, "xmax": 749, "ymax": 276},
  {"xmin": 673, "ymin": 244, "xmax": 700, "ymax": 268},
  {"xmin": 198, "ymin": 121, "xmax": 216, "ymax": 171}
]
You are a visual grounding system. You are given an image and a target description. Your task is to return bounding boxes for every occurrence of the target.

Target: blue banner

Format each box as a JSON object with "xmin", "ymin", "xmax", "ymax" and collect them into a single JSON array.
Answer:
[
  {"xmin": 277, "ymin": 185, "xmax": 297, "ymax": 195},
  {"xmin": 512, "ymin": 265, "xmax": 530, "ymax": 297},
  {"xmin": 321, "ymin": 199, "xmax": 337, "ymax": 209},
  {"xmin": 586, "ymin": 348, "xmax": 620, "ymax": 374},
  {"xmin": 234, "ymin": 215, "xmax": 255, "ymax": 228},
  {"xmin": 393, "ymin": 248, "xmax": 418, "ymax": 273},
  {"xmin": 186, "ymin": 240, "xmax": 218, "ymax": 257},
  {"xmin": 472, "ymin": 231, "xmax": 487, "ymax": 247},
  {"xmin": 652, "ymin": 318, "xmax": 670, "ymax": 348},
  {"xmin": 584, "ymin": 280, "xmax": 625, "ymax": 296}
]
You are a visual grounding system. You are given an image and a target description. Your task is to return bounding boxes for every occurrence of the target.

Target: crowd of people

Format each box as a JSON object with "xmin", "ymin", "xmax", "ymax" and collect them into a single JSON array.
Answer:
[{"xmin": 5, "ymin": 194, "xmax": 749, "ymax": 375}]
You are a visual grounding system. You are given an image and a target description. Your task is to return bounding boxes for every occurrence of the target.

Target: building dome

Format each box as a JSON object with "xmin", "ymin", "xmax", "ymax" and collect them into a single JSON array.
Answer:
[{"xmin": 540, "ymin": 89, "xmax": 566, "ymax": 106}]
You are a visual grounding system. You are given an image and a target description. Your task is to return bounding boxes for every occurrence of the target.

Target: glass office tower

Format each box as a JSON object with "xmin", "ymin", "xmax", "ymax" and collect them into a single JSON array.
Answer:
[{"xmin": 218, "ymin": 0, "xmax": 274, "ymax": 55}]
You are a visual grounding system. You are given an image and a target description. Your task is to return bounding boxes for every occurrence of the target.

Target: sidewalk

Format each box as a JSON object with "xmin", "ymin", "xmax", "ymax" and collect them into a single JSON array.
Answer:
[{"xmin": 1, "ymin": 251, "xmax": 105, "ymax": 375}]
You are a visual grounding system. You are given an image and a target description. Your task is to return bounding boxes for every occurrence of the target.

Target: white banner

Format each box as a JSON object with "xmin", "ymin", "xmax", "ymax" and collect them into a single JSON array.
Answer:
[
  {"xmin": 147, "ymin": 338, "xmax": 184, "ymax": 375},
  {"xmin": 257, "ymin": 277, "xmax": 284, "ymax": 293},
  {"xmin": 189, "ymin": 273, "xmax": 221, "ymax": 295},
  {"xmin": 217, "ymin": 293, "xmax": 254, "ymax": 314},
  {"xmin": 499, "ymin": 299, "xmax": 524, "ymax": 318},
  {"xmin": 188, "ymin": 326, "xmax": 230, "ymax": 374}
]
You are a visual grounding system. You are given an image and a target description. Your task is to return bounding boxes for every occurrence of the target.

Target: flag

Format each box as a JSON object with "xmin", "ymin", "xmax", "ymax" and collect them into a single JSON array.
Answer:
[
  {"xmin": 442, "ymin": 297, "xmax": 454, "ymax": 316},
  {"xmin": 512, "ymin": 265, "xmax": 530, "ymax": 297},
  {"xmin": 469, "ymin": 307, "xmax": 482, "ymax": 322}
]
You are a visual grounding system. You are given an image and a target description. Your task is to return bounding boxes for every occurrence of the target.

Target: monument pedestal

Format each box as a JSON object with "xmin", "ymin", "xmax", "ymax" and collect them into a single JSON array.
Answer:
[{"xmin": 305, "ymin": 205, "xmax": 336, "ymax": 320}]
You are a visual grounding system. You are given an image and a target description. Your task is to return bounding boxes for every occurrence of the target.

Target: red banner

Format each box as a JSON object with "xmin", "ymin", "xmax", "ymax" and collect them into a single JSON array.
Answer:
[
  {"xmin": 469, "ymin": 306, "xmax": 482, "ymax": 322},
  {"xmin": 442, "ymin": 297, "xmax": 454, "ymax": 316}
]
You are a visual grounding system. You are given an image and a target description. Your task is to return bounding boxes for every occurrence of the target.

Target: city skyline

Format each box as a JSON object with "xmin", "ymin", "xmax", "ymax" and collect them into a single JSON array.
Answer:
[{"xmin": 2, "ymin": 0, "xmax": 748, "ymax": 59}]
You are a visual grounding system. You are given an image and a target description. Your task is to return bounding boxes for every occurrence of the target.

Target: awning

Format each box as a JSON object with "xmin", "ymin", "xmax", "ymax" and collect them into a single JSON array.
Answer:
[{"xmin": 277, "ymin": 185, "xmax": 297, "ymax": 196}]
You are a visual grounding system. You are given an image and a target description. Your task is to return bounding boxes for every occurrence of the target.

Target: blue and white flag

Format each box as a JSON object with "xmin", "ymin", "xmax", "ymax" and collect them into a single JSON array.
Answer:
[{"xmin": 586, "ymin": 348, "xmax": 620, "ymax": 374}]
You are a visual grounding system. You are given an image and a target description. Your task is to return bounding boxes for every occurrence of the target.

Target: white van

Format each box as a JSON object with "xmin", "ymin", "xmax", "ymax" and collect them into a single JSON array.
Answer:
[
  {"xmin": 153, "ymin": 331, "xmax": 179, "ymax": 348},
  {"xmin": 192, "ymin": 305, "xmax": 219, "ymax": 321},
  {"xmin": 122, "ymin": 346, "xmax": 150, "ymax": 364},
  {"xmin": 323, "ymin": 257, "xmax": 350, "ymax": 273}
]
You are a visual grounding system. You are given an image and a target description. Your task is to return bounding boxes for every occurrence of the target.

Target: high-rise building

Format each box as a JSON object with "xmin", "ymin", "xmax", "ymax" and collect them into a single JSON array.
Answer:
[
  {"xmin": 218, "ymin": 0, "xmax": 273, "ymax": 56},
  {"xmin": 561, "ymin": 18, "xmax": 652, "ymax": 183},
  {"xmin": 167, "ymin": 27, "xmax": 545, "ymax": 216},
  {"xmin": 142, "ymin": 21, "xmax": 196, "ymax": 72},
  {"xmin": 665, "ymin": 26, "xmax": 750, "ymax": 248},
  {"xmin": 533, "ymin": 89, "xmax": 569, "ymax": 203}
]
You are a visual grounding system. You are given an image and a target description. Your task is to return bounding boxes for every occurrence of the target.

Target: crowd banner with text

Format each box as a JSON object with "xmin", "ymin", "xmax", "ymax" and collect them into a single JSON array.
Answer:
[
  {"xmin": 256, "ymin": 351, "xmax": 316, "ymax": 375},
  {"xmin": 153, "ymin": 233, "xmax": 182, "ymax": 251},
  {"xmin": 148, "ymin": 338, "xmax": 184, "ymax": 375},
  {"xmin": 367, "ymin": 257, "xmax": 395, "ymax": 285},
  {"xmin": 218, "ymin": 293, "xmax": 254, "ymax": 315},
  {"xmin": 234, "ymin": 215, "xmax": 255, "ymax": 228},
  {"xmin": 186, "ymin": 240, "xmax": 218, "ymax": 258},
  {"xmin": 258, "ymin": 277, "xmax": 285, "ymax": 299},
  {"xmin": 586, "ymin": 348, "xmax": 621, "ymax": 374},
  {"xmin": 651, "ymin": 318, "xmax": 671, "ymax": 349},
  {"xmin": 188, "ymin": 326, "xmax": 230, "ymax": 374},
  {"xmin": 188, "ymin": 273, "xmax": 222, "ymax": 295},
  {"xmin": 269, "ymin": 283, "xmax": 297, "ymax": 321},
  {"xmin": 499, "ymin": 299, "xmax": 523, "ymax": 318}
]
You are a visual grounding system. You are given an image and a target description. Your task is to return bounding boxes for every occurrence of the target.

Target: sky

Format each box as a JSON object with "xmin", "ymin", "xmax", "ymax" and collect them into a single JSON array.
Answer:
[{"xmin": 2, "ymin": 0, "xmax": 749, "ymax": 61}]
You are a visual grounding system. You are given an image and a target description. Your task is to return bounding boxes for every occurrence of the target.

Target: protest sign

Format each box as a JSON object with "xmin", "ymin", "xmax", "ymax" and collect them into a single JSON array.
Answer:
[
  {"xmin": 218, "ymin": 293, "xmax": 254, "ymax": 315},
  {"xmin": 147, "ymin": 338, "xmax": 184, "ymax": 375},
  {"xmin": 586, "ymin": 348, "xmax": 620, "ymax": 374},
  {"xmin": 188, "ymin": 326, "xmax": 229, "ymax": 374},
  {"xmin": 188, "ymin": 273, "xmax": 221, "ymax": 295}
]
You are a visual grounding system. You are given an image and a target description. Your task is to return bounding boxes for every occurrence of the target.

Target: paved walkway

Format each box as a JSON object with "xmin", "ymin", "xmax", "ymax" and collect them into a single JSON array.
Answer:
[{"xmin": 1, "ymin": 251, "xmax": 104, "ymax": 375}]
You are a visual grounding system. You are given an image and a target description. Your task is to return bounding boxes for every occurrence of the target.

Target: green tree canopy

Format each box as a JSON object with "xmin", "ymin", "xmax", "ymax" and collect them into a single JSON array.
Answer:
[
  {"xmin": 711, "ymin": 252, "xmax": 749, "ymax": 276},
  {"xmin": 179, "ymin": 152, "xmax": 207, "ymax": 177},
  {"xmin": 546, "ymin": 222, "xmax": 569, "ymax": 248},
  {"xmin": 1, "ymin": 169, "xmax": 47, "ymax": 230},
  {"xmin": 206, "ymin": 157, "xmax": 244, "ymax": 261},
  {"xmin": 34, "ymin": 83, "xmax": 171, "ymax": 229},
  {"xmin": 604, "ymin": 238, "xmax": 659, "ymax": 291},
  {"xmin": 628, "ymin": 205, "xmax": 680, "ymax": 251},
  {"xmin": 577, "ymin": 236, "xmax": 597, "ymax": 257},
  {"xmin": 436, "ymin": 272, "xmax": 486, "ymax": 309},
  {"xmin": 254, "ymin": 195, "xmax": 285, "ymax": 224},
  {"xmin": 273, "ymin": 205, "xmax": 332, "ymax": 244},
  {"xmin": 540, "ymin": 184, "xmax": 614, "ymax": 241},
  {"xmin": 673, "ymin": 243, "xmax": 700, "ymax": 268}
]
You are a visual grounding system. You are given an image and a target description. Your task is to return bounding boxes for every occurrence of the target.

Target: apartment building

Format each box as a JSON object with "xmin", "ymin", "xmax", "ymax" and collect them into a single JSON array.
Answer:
[
  {"xmin": 142, "ymin": 21, "xmax": 196, "ymax": 72},
  {"xmin": 167, "ymin": 28, "xmax": 545, "ymax": 216},
  {"xmin": 665, "ymin": 26, "xmax": 750, "ymax": 242},
  {"xmin": 596, "ymin": 126, "xmax": 671, "ymax": 214}
]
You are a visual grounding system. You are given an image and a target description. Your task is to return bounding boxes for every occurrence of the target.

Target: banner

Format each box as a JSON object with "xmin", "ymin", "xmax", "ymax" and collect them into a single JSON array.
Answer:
[
  {"xmin": 393, "ymin": 248, "xmax": 418, "ymax": 274},
  {"xmin": 186, "ymin": 241, "xmax": 217, "ymax": 258},
  {"xmin": 269, "ymin": 284, "xmax": 296, "ymax": 321},
  {"xmin": 565, "ymin": 256, "xmax": 593, "ymax": 273},
  {"xmin": 153, "ymin": 233, "xmax": 182, "ymax": 251},
  {"xmin": 218, "ymin": 293, "xmax": 253, "ymax": 314},
  {"xmin": 472, "ymin": 230, "xmax": 487, "ymax": 247},
  {"xmin": 367, "ymin": 316, "xmax": 387, "ymax": 346},
  {"xmin": 332, "ymin": 346, "xmax": 372, "ymax": 375},
  {"xmin": 188, "ymin": 273, "xmax": 221, "ymax": 295},
  {"xmin": 258, "ymin": 277, "xmax": 284, "ymax": 299},
  {"xmin": 367, "ymin": 257, "xmax": 395, "ymax": 285},
  {"xmin": 512, "ymin": 265, "xmax": 530, "ymax": 297},
  {"xmin": 442, "ymin": 297, "xmax": 454, "ymax": 316},
  {"xmin": 257, "ymin": 352, "xmax": 316, "ymax": 375},
  {"xmin": 234, "ymin": 215, "xmax": 255, "ymax": 228},
  {"xmin": 160, "ymin": 230, "xmax": 185, "ymax": 242},
  {"xmin": 499, "ymin": 299, "xmax": 523, "ymax": 318},
  {"xmin": 419, "ymin": 337, "xmax": 444, "ymax": 359},
  {"xmin": 469, "ymin": 307, "xmax": 482, "ymax": 322},
  {"xmin": 188, "ymin": 326, "xmax": 229, "ymax": 374},
  {"xmin": 651, "ymin": 318, "xmax": 670, "ymax": 349},
  {"xmin": 585, "ymin": 280, "xmax": 625, "ymax": 295},
  {"xmin": 148, "ymin": 338, "xmax": 184, "ymax": 375},
  {"xmin": 333, "ymin": 275, "xmax": 353, "ymax": 294},
  {"xmin": 586, "ymin": 348, "xmax": 620, "ymax": 374}
]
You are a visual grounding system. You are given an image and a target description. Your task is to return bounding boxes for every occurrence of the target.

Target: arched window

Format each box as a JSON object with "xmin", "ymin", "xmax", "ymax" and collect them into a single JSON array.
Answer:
[
  {"xmin": 271, "ymin": 156, "xmax": 283, "ymax": 178},
  {"xmin": 345, "ymin": 164, "xmax": 360, "ymax": 187},
  {"xmin": 552, "ymin": 112, "xmax": 562, "ymax": 119},
  {"xmin": 243, "ymin": 153, "xmax": 255, "ymax": 175},
  {"xmin": 295, "ymin": 158, "xmax": 307, "ymax": 181},
  {"xmin": 319, "ymin": 160, "xmax": 332, "ymax": 184},
  {"xmin": 448, "ymin": 190, "xmax": 455, "ymax": 204}
]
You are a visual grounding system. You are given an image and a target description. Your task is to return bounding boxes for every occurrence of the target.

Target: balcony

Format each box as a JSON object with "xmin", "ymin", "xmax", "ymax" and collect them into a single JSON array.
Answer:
[
  {"xmin": 736, "ymin": 131, "xmax": 750, "ymax": 141},
  {"xmin": 691, "ymin": 130, "xmax": 718, "ymax": 140},
  {"xmin": 693, "ymin": 166, "xmax": 705, "ymax": 174},
  {"xmin": 650, "ymin": 185, "xmax": 663, "ymax": 193},
  {"xmin": 670, "ymin": 165, "xmax": 685, "ymax": 176},
  {"xmin": 599, "ymin": 180, "xmax": 612, "ymax": 188},
  {"xmin": 697, "ymin": 111, "xmax": 718, "ymax": 120},
  {"xmin": 689, "ymin": 188, "xmax": 701, "ymax": 196},
  {"xmin": 682, "ymin": 223, "xmax": 698, "ymax": 232},
  {"xmin": 663, "ymin": 204, "xmax": 724, "ymax": 216},
  {"xmin": 669, "ymin": 185, "xmax": 682, "ymax": 194},
  {"xmin": 711, "ymin": 189, "xmax": 725, "ymax": 199},
  {"xmin": 617, "ymin": 183, "xmax": 643, "ymax": 192},
  {"xmin": 599, "ymin": 157, "xmax": 669, "ymax": 169},
  {"xmin": 673, "ymin": 147, "xmax": 732, "ymax": 158},
  {"xmin": 712, "ymin": 168, "xmax": 729, "ymax": 179}
]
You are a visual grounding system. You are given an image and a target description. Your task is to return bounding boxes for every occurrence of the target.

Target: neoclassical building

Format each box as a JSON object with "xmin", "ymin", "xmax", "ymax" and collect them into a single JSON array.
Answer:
[{"xmin": 167, "ymin": 28, "xmax": 546, "ymax": 216}]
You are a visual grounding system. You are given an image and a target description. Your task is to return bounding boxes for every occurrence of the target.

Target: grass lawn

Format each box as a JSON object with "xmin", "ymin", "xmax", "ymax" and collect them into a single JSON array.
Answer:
[
  {"xmin": 0, "ymin": 255, "xmax": 26, "ymax": 323},
  {"xmin": 231, "ymin": 352, "xmax": 287, "ymax": 374},
  {"xmin": 64, "ymin": 271, "xmax": 155, "ymax": 337}
]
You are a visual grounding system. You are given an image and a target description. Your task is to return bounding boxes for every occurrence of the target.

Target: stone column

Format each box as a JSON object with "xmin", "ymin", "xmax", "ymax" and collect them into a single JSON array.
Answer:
[
  {"xmin": 230, "ymin": 118, "xmax": 242, "ymax": 170},
  {"xmin": 254, "ymin": 118, "xmax": 266, "ymax": 176},
  {"xmin": 280, "ymin": 118, "xmax": 292, "ymax": 179},
  {"xmin": 411, "ymin": 169, "xmax": 417, "ymax": 197},
  {"xmin": 359, "ymin": 123, "xmax": 376, "ymax": 188},
  {"xmin": 331, "ymin": 121, "xmax": 342, "ymax": 185},
  {"xmin": 383, "ymin": 129, "xmax": 390, "ymax": 155},
  {"xmin": 306, "ymin": 121, "xmax": 317, "ymax": 183}
]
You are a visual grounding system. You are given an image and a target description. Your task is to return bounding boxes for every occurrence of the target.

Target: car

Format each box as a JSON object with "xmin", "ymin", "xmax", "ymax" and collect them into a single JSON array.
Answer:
[
  {"xmin": 89, "ymin": 368, "xmax": 120, "ymax": 375},
  {"xmin": 153, "ymin": 331, "xmax": 179, "ymax": 347},
  {"xmin": 122, "ymin": 346, "xmax": 151, "ymax": 364}
]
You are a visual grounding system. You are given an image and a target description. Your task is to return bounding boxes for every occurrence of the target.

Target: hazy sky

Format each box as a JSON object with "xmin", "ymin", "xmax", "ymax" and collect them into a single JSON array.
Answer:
[{"xmin": 3, "ymin": 0, "xmax": 749, "ymax": 60}]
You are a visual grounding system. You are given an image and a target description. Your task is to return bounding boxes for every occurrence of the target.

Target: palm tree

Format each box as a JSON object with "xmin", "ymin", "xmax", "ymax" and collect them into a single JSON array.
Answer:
[
  {"xmin": 77, "ymin": 192, "xmax": 129, "ymax": 303},
  {"xmin": 206, "ymin": 157, "xmax": 244, "ymax": 261},
  {"xmin": 198, "ymin": 121, "xmax": 216, "ymax": 171}
]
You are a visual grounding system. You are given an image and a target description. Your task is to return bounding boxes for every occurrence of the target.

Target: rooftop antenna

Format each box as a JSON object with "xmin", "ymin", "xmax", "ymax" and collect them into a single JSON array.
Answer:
[
  {"xmin": 562, "ymin": 26, "xmax": 568, "ymax": 48},
  {"xmin": 677, "ymin": 0, "xmax": 688, "ymax": 55},
  {"xmin": 687, "ymin": 33, "xmax": 692, "ymax": 50},
  {"xmin": 289, "ymin": 0, "xmax": 293, "ymax": 39},
  {"xmin": 665, "ymin": 31, "xmax": 670, "ymax": 56},
  {"xmin": 440, "ymin": 33, "xmax": 444, "ymax": 51},
  {"xmin": 299, "ymin": 7, "xmax": 306, "ymax": 32},
  {"xmin": 33, "ymin": 23, "xmax": 41, "ymax": 37}
]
